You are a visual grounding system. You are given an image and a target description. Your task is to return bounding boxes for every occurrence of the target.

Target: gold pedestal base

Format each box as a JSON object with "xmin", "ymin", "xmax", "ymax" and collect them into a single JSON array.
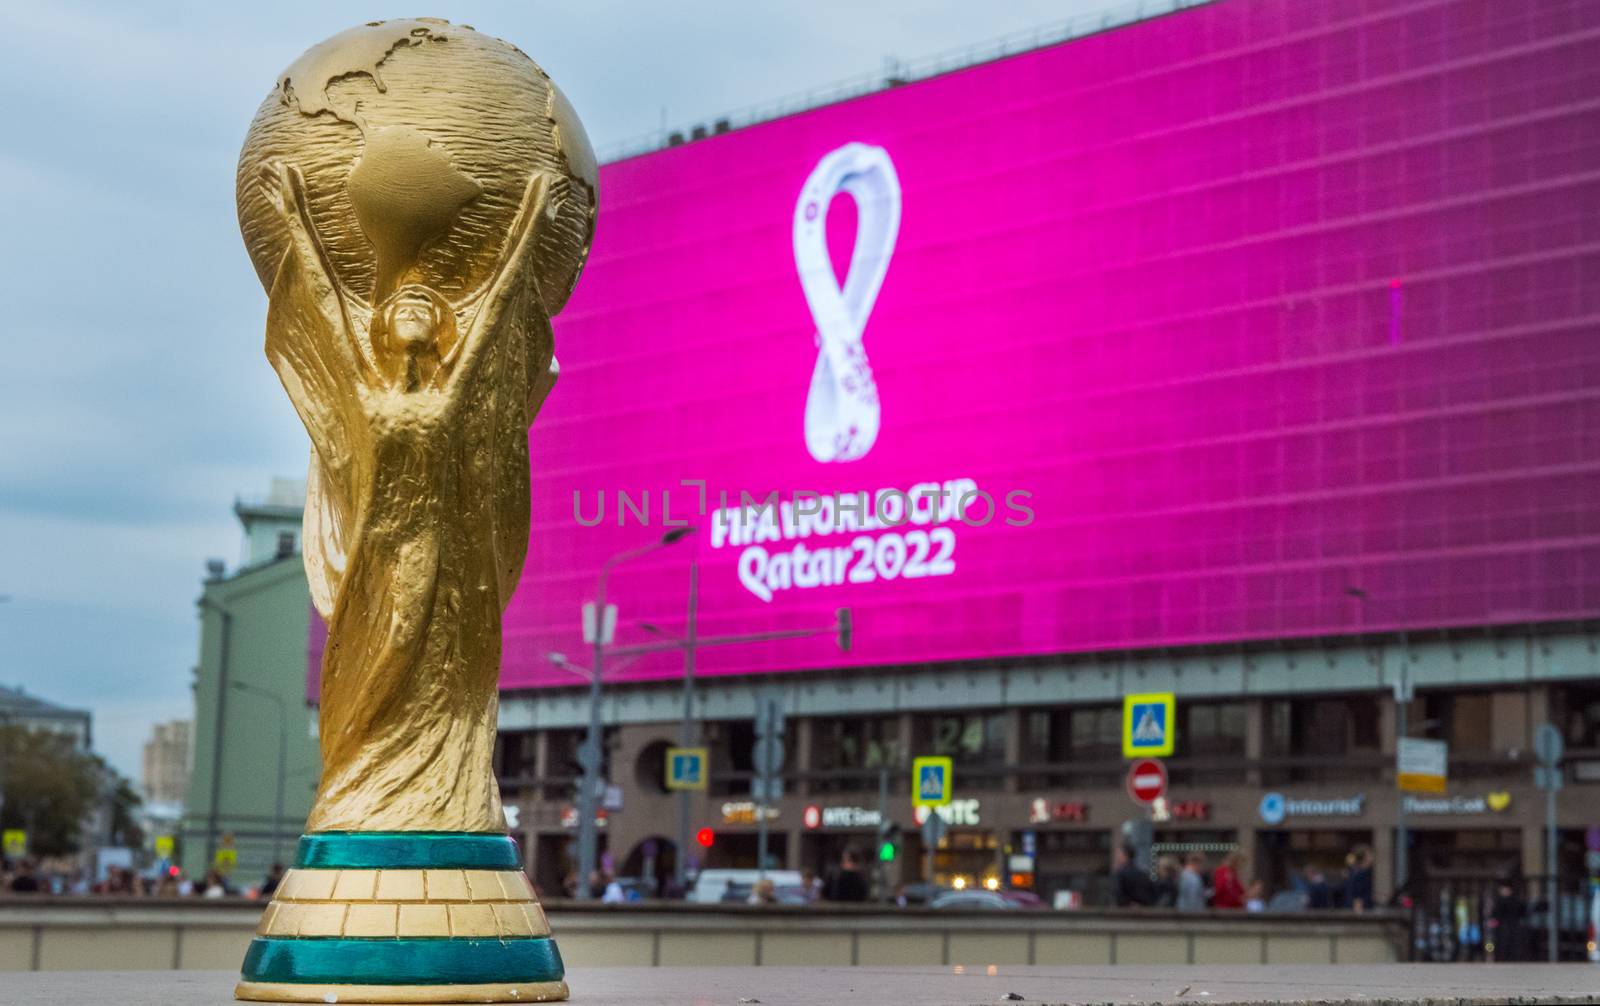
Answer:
[
  {"xmin": 235, "ymin": 979, "xmax": 569, "ymax": 1004},
  {"xmin": 235, "ymin": 855, "xmax": 566, "ymax": 1001}
]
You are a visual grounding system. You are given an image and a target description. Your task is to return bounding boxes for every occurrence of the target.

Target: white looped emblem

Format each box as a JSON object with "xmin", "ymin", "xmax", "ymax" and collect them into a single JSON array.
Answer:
[{"xmin": 794, "ymin": 143, "xmax": 901, "ymax": 463}]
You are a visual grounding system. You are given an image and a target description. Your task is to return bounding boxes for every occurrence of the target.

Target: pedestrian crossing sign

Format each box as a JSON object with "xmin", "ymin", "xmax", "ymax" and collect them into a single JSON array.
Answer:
[
  {"xmin": 1123, "ymin": 692, "xmax": 1175, "ymax": 758},
  {"xmin": 912, "ymin": 756, "xmax": 953, "ymax": 808}
]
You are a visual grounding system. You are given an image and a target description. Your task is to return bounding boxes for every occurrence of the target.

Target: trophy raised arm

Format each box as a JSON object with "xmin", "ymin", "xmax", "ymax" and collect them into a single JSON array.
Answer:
[{"xmin": 233, "ymin": 18, "xmax": 596, "ymax": 1003}]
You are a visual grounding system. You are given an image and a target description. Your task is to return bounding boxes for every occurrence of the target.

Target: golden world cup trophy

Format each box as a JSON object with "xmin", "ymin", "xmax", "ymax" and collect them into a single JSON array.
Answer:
[{"xmin": 232, "ymin": 19, "xmax": 596, "ymax": 1004}]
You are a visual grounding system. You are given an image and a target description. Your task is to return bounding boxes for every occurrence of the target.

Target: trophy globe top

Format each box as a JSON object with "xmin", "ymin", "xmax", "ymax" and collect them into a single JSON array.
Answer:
[{"xmin": 236, "ymin": 18, "xmax": 596, "ymax": 316}]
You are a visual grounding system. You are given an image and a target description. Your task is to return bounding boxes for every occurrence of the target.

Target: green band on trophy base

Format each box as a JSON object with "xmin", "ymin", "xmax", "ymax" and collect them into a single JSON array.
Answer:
[
  {"xmin": 241, "ymin": 936, "xmax": 565, "ymax": 986},
  {"xmin": 295, "ymin": 832, "xmax": 522, "ymax": 870}
]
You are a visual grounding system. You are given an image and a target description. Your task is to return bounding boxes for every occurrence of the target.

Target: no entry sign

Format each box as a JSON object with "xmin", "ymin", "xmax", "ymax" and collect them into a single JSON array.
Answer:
[{"xmin": 1126, "ymin": 759, "xmax": 1168, "ymax": 805}]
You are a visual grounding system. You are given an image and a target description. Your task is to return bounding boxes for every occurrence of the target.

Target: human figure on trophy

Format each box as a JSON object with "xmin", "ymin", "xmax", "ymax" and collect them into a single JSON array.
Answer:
[{"xmin": 258, "ymin": 159, "xmax": 558, "ymax": 834}]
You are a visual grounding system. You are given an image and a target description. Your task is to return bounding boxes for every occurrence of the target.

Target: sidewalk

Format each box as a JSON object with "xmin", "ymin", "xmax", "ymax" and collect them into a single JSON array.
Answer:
[{"xmin": 3, "ymin": 964, "xmax": 1596, "ymax": 1006}]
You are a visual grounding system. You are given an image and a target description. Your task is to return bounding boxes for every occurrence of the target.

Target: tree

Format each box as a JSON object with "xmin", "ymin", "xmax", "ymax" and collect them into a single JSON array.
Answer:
[{"xmin": 0, "ymin": 724, "xmax": 142, "ymax": 858}]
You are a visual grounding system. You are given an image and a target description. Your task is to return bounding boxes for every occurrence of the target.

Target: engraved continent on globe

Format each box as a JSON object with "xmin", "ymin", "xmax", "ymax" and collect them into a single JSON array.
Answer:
[{"xmin": 236, "ymin": 17, "xmax": 597, "ymax": 315}]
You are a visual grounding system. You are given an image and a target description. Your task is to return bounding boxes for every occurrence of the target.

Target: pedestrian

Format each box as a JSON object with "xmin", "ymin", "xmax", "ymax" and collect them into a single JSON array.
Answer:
[
  {"xmin": 823, "ymin": 846, "xmax": 870, "ymax": 902},
  {"xmin": 8, "ymin": 861, "xmax": 41, "ymax": 894},
  {"xmin": 1177, "ymin": 853, "xmax": 1208, "ymax": 911},
  {"xmin": 201, "ymin": 869, "xmax": 229, "ymax": 898},
  {"xmin": 1111, "ymin": 844, "xmax": 1156, "ymax": 908},
  {"xmin": 748, "ymin": 877, "xmax": 777, "ymax": 905},
  {"xmin": 259, "ymin": 862, "xmax": 286, "ymax": 898},
  {"xmin": 1210, "ymin": 851, "xmax": 1246, "ymax": 909},
  {"xmin": 1344, "ymin": 845, "xmax": 1374, "ymax": 912},
  {"xmin": 1303, "ymin": 863, "xmax": 1332, "ymax": 909},
  {"xmin": 799, "ymin": 867, "xmax": 821, "ymax": 903},
  {"xmin": 1153, "ymin": 855, "xmax": 1180, "ymax": 907},
  {"xmin": 1488, "ymin": 873, "xmax": 1527, "ymax": 962},
  {"xmin": 1245, "ymin": 878, "xmax": 1266, "ymax": 912}
]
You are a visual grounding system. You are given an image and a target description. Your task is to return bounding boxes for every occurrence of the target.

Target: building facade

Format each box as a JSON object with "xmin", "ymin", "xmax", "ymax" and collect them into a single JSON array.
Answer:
[
  {"xmin": 496, "ymin": 626, "xmax": 1600, "ymax": 904},
  {"xmin": 0, "ymin": 685, "xmax": 92, "ymax": 750},
  {"xmin": 182, "ymin": 482, "xmax": 320, "ymax": 883},
  {"xmin": 270, "ymin": 0, "xmax": 1600, "ymax": 911},
  {"xmin": 141, "ymin": 720, "xmax": 192, "ymax": 807}
]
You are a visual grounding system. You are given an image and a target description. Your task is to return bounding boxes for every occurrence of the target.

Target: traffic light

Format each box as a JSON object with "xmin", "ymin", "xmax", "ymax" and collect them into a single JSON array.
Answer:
[
  {"xmin": 696, "ymin": 827, "xmax": 715, "ymax": 849},
  {"xmin": 876, "ymin": 820, "xmax": 901, "ymax": 863}
]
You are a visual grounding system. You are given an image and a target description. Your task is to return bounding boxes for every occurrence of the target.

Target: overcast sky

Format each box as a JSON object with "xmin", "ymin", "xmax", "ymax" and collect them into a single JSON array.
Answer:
[{"xmin": 0, "ymin": 0, "xmax": 1158, "ymax": 779}]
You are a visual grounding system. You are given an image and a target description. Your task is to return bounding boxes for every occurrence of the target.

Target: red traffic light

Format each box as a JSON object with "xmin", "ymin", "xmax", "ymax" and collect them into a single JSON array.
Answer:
[{"xmin": 696, "ymin": 828, "xmax": 715, "ymax": 848}]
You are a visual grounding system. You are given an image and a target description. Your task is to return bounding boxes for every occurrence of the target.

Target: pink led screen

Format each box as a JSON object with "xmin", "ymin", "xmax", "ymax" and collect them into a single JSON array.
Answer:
[{"xmin": 499, "ymin": 0, "xmax": 1600, "ymax": 689}]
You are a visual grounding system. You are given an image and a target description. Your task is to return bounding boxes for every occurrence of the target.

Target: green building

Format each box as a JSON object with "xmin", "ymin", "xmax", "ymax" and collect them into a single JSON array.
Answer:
[{"xmin": 181, "ymin": 479, "xmax": 320, "ymax": 885}]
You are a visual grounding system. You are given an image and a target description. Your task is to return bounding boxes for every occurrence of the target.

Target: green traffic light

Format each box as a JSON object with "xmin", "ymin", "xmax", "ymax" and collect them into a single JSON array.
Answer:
[{"xmin": 878, "ymin": 841, "xmax": 896, "ymax": 863}]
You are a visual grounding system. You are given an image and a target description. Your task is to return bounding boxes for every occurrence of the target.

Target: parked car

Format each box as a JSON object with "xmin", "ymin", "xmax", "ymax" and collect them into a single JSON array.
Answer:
[
  {"xmin": 688, "ymin": 869, "xmax": 804, "ymax": 904},
  {"xmin": 929, "ymin": 890, "xmax": 1019, "ymax": 911},
  {"xmin": 1000, "ymin": 889, "xmax": 1046, "ymax": 909}
]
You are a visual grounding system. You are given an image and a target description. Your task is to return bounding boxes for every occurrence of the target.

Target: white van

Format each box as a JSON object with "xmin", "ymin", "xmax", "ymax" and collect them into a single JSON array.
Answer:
[{"xmin": 688, "ymin": 869, "xmax": 805, "ymax": 904}]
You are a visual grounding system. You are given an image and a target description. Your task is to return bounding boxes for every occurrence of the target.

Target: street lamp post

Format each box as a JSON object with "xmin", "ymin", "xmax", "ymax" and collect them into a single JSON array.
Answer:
[
  {"xmin": 196, "ymin": 595, "xmax": 234, "ymax": 870},
  {"xmin": 571, "ymin": 531, "xmax": 852, "ymax": 899},
  {"xmin": 574, "ymin": 528, "xmax": 694, "ymax": 901},
  {"xmin": 230, "ymin": 680, "xmax": 289, "ymax": 867},
  {"xmin": 1345, "ymin": 586, "xmax": 1412, "ymax": 896},
  {"xmin": 676, "ymin": 553, "xmax": 699, "ymax": 892}
]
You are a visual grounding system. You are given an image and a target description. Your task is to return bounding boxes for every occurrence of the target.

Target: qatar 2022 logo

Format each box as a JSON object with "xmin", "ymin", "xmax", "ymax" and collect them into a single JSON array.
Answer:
[{"xmin": 793, "ymin": 142, "xmax": 901, "ymax": 463}]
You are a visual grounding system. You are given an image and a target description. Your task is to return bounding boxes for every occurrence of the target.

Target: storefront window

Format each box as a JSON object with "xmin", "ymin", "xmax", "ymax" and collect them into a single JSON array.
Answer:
[
  {"xmin": 1255, "ymin": 828, "xmax": 1372, "ymax": 901},
  {"xmin": 1031, "ymin": 829, "xmax": 1112, "ymax": 907},
  {"xmin": 495, "ymin": 730, "xmax": 537, "ymax": 785},
  {"xmin": 1171, "ymin": 702, "xmax": 1247, "ymax": 785},
  {"xmin": 1409, "ymin": 828, "xmax": 1521, "ymax": 882},
  {"xmin": 1414, "ymin": 690, "xmax": 1529, "ymax": 779},
  {"xmin": 927, "ymin": 829, "xmax": 1002, "ymax": 889},
  {"xmin": 1416, "ymin": 691, "xmax": 1493, "ymax": 751},
  {"xmin": 1067, "ymin": 705, "xmax": 1124, "ymax": 788},
  {"xmin": 912, "ymin": 711, "xmax": 1008, "ymax": 791},
  {"xmin": 811, "ymin": 715, "xmax": 902, "ymax": 793},
  {"xmin": 1556, "ymin": 683, "xmax": 1600, "ymax": 749},
  {"xmin": 541, "ymin": 726, "xmax": 617, "ymax": 801},
  {"xmin": 707, "ymin": 719, "xmax": 754, "ymax": 796},
  {"xmin": 1264, "ymin": 696, "xmax": 1381, "ymax": 783},
  {"xmin": 1019, "ymin": 709, "xmax": 1070, "ymax": 788}
]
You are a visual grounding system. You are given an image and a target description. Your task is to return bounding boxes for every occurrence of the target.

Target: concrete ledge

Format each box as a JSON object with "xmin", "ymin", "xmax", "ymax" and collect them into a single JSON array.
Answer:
[
  {"xmin": 0, "ymin": 898, "xmax": 1405, "ymax": 972},
  {"xmin": 2, "ymin": 965, "xmax": 1597, "ymax": 1005}
]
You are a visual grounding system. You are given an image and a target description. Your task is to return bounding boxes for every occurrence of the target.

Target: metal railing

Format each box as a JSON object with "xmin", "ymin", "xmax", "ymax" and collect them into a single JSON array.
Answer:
[{"xmin": 1405, "ymin": 873, "xmax": 1597, "ymax": 963}]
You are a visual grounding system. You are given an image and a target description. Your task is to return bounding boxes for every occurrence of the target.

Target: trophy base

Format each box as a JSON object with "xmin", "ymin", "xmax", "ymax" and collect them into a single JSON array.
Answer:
[
  {"xmin": 235, "ymin": 832, "xmax": 567, "ymax": 1003},
  {"xmin": 235, "ymin": 980, "xmax": 569, "ymax": 1003}
]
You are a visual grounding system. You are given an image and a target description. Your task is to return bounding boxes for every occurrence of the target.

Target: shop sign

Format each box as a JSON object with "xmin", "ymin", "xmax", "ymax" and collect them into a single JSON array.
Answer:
[
  {"xmin": 560, "ymin": 806, "xmax": 610, "ymax": 829},
  {"xmin": 1258, "ymin": 792, "xmax": 1365, "ymax": 825},
  {"xmin": 1028, "ymin": 799, "xmax": 1088, "ymax": 824},
  {"xmin": 914, "ymin": 798, "xmax": 981, "ymax": 827},
  {"xmin": 1401, "ymin": 792, "xmax": 1511, "ymax": 815},
  {"xmin": 1169, "ymin": 800, "xmax": 1211, "ymax": 821},
  {"xmin": 1397, "ymin": 737, "xmax": 1448, "ymax": 794},
  {"xmin": 721, "ymin": 800, "xmax": 781, "ymax": 825},
  {"xmin": 802, "ymin": 805, "xmax": 881, "ymax": 829}
]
